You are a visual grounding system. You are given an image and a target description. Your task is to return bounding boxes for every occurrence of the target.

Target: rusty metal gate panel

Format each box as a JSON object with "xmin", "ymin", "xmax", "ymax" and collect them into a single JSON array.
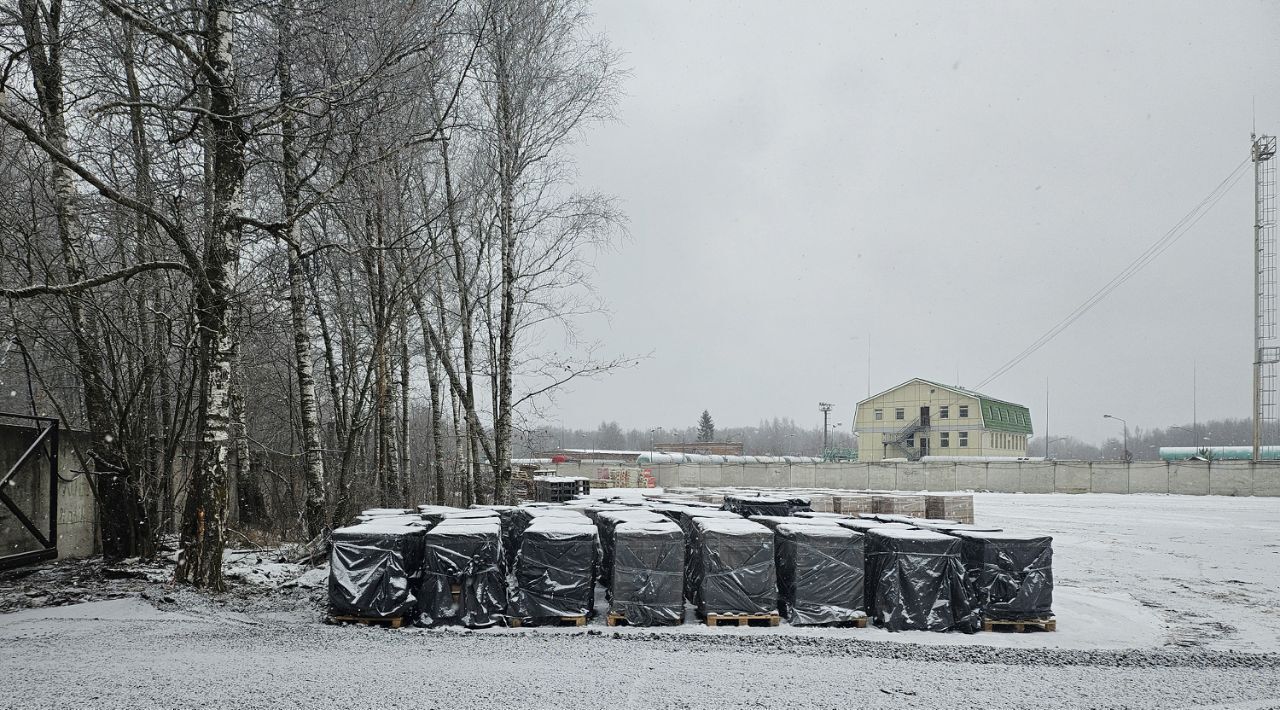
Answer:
[{"xmin": 0, "ymin": 413, "xmax": 59, "ymax": 570}]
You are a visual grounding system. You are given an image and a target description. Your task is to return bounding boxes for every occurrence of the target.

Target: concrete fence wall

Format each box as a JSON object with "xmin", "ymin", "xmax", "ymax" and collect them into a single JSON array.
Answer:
[{"xmin": 551, "ymin": 460, "xmax": 1280, "ymax": 497}]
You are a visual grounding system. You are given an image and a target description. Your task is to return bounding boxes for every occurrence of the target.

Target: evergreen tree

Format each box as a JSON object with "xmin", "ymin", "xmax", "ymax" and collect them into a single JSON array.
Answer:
[{"xmin": 697, "ymin": 410, "xmax": 716, "ymax": 442}]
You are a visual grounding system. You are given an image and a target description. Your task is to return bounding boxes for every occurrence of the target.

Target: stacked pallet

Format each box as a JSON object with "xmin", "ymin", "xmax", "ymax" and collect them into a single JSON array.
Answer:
[
  {"xmin": 872, "ymin": 494, "xmax": 926, "ymax": 517},
  {"xmin": 831, "ymin": 494, "xmax": 874, "ymax": 516},
  {"xmin": 926, "ymin": 494, "xmax": 975, "ymax": 524},
  {"xmin": 806, "ymin": 494, "xmax": 835, "ymax": 512},
  {"xmin": 507, "ymin": 518, "xmax": 599, "ymax": 624},
  {"xmin": 533, "ymin": 476, "xmax": 590, "ymax": 503},
  {"xmin": 328, "ymin": 519, "xmax": 428, "ymax": 625}
]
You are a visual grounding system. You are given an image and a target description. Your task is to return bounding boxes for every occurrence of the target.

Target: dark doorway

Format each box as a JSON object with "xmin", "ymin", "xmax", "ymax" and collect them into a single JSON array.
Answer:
[{"xmin": 919, "ymin": 406, "xmax": 930, "ymax": 426}]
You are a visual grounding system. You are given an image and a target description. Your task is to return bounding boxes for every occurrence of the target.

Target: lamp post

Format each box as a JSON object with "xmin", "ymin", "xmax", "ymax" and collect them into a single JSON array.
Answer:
[
  {"xmin": 819, "ymin": 402, "xmax": 834, "ymax": 453},
  {"xmin": 784, "ymin": 433, "xmax": 796, "ymax": 456},
  {"xmin": 649, "ymin": 426, "xmax": 663, "ymax": 453},
  {"xmin": 1103, "ymin": 414, "xmax": 1129, "ymax": 462},
  {"xmin": 1045, "ymin": 437, "xmax": 1066, "ymax": 459}
]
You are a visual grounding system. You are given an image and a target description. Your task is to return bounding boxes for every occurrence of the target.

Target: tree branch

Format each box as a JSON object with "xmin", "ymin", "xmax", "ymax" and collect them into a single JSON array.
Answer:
[{"xmin": 0, "ymin": 260, "xmax": 191, "ymax": 298}]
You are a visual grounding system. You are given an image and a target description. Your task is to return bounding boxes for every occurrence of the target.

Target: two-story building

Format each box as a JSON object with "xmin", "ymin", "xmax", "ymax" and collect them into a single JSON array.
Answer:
[{"xmin": 854, "ymin": 378, "xmax": 1033, "ymax": 461}]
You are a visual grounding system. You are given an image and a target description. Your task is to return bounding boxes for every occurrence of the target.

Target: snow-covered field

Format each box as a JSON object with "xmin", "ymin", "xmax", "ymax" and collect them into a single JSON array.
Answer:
[{"xmin": 1, "ymin": 493, "xmax": 1279, "ymax": 709}]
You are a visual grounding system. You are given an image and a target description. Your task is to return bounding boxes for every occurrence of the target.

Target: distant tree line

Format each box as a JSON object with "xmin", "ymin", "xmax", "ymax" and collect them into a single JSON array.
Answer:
[{"xmin": 521, "ymin": 417, "xmax": 857, "ymax": 457}]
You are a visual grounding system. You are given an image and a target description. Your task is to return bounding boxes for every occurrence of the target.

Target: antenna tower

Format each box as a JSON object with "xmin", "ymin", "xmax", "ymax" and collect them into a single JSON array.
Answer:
[{"xmin": 1253, "ymin": 133, "xmax": 1277, "ymax": 460}]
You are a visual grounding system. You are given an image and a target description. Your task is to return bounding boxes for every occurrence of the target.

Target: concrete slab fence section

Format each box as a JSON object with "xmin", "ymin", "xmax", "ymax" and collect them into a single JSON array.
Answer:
[{"xmin": 609, "ymin": 460, "xmax": 1280, "ymax": 497}]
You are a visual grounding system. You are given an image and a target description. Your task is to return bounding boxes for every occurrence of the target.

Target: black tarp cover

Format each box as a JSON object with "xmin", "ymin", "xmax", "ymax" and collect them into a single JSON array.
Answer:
[
  {"xmin": 951, "ymin": 530, "xmax": 1053, "ymax": 620},
  {"xmin": 596, "ymin": 509, "xmax": 667, "ymax": 586},
  {"xmin": 660, "ymin": 507, "xmax": 742, "ymax": 601},
  {"xmin": 722, "ymin": 495, "xmax": 792, "ymax": 518},
  {"xmin": 508, "ymin": 518, "xmax": 600, "ymax": 619},
  {"xmin": 689, "ymin": 518, "xmax": 776, "ymax": 616},
  {"xmin": 610, "ymin": 520, "xmax": 685, "ymax": 625},
  {"xmin": 504, "ymin": 506, "xmax": 591, "ymax": 568},
  {"xmin": 328, "ymin": 520, "xmax": 427, "ymax": 618},
  {"xmin": 418, "ymin": 520, "xmax": 506, "ymax": 627},
  {"xmin": 865, "ymin": 527, "xmax": 979, "ymax": 632},
  {"xmin": 775, "ymin": 523, "xmax": 865, "ymax": 625},
  {"xmin": 749, "ymin": 515, "xmax": 841, "ymax": 530}
]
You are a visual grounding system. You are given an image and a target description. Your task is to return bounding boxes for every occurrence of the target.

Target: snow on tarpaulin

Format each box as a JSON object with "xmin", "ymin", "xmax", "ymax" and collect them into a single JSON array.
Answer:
[
  {"xmin": 774, "ymin": 523, "xmax": 865, "ymax": 625},
  {"xmin": 609, "ymin": 520, "xmax": 685, "ymax": 625},
  {"xmin": 508, "ymin": 518, "xmax": 600, "ymax": 620},
  {"xmin": 689, "ymin": 517, "xmax": 776, "ymax": 616},
  {"xmin": 420, "ymin": 508, "xmax": 499, "ymax": 526},
  {"xmin": 794, "ymin": 511, "xmax": 852, "ymax": 520},
  {"xmin": 722, "ymin": 494, "xmax": 792, "ymax": 518},
  {"xmin": 328, "ymin": 520, "xmax": 427, "ymax": 619},
  {"xmin": 865, "ymin": 527, "xmax": 980, "ymax": 632},
  {"xmin": 595, "ymin": 509, "xmax": 668, "ymax": 587},
  {"xmin": 836, "ymin": 519, "xmax": 913, "ymax": 534},
  {"xmin": 749, "ymin": 515, "xmax": 841, "ymax": 530},
  {"xmin": 950, "ymin": 530, "xmax": 1053, "ymax": 621},
  {"xmin": 418, "ymin": 520, "xmax": 506, "ymax": 628}
]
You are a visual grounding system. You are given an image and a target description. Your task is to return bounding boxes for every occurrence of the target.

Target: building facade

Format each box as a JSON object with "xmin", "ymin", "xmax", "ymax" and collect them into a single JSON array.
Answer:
[{"xmin": 854, "ymin": 378, "xmax": 1033, "ymax": 462}]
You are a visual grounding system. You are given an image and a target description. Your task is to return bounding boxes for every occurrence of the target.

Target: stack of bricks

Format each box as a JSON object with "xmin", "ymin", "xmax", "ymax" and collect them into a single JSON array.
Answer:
[
  {"xmin": 925, "ymin": 494, "xmax": 974, "ymax": 524},
  {"xmin": 807, "ymin": 494, "xmax": 834, "ymax": 512},
  {"xmin": 831, "ymin": 494, "xmax": 874, "ymax": 516},
  {"xmin": 871, "ymin": 494, "xmax": 927, "ymax": 517}
]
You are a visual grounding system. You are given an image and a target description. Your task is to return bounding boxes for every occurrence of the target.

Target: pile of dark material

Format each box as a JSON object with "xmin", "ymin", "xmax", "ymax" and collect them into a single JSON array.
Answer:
[
  {"xmin": 595, "ymin": 509, "xmax": 668, "ymax": 586},
  {"xmin": 507, "ymin": 518, "xmax": 599, "ymax": 620},
  {"xmin": 688, "ymin": 517, "xmax": 776, "ymax": 616},
  {"xmin": 608, "ymin": 520, "xmax": 685, "ymax": 625},
  {"xmin": 952, "ymin": 530, "xmax": 1053, "ymax": 620},
  {"xmin": 328, "ymin": 520, "xmax": 427, "ymax": 618},
  {"xmin": 417, "ymin": 520, "xmax": 506, "ymax": 628},
  {"xmin": 774, "ymin": 523, "xmax": 864, "ymax": 625},
  {"xmin": 864, "ymin": 527, "xmax": 979, "ymax": 632}
]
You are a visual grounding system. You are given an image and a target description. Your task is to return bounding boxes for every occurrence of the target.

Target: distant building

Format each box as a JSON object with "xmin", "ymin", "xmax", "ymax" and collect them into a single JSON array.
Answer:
[
  {"xmin": 854, "ymin": 378, "xmax": 1033, "ymax": 462},
  {"xmin": 655, "ymin": 441, "xmax": 744, "ymax": 456}
]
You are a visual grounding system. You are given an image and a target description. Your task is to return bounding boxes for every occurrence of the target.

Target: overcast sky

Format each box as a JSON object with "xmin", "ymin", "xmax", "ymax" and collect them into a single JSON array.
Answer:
[{"xmin": 545, "ymin": 0, "xmax": 1280, "ymax": 444}]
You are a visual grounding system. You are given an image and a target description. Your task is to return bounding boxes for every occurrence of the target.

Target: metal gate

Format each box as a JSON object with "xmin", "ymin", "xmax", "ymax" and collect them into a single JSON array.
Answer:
[{"xmin": 0, "ymin": 413, "xmax": 59, "ymax": 570}]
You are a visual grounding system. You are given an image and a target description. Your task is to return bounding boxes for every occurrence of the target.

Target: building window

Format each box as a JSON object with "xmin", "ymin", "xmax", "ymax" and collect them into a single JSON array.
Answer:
[
  {"xmin": 874, "ymin": 408, "xmax": 883, "ymax": 421},
  {"xmin": 959, "ymin": 405, "xmax": 969, "ymax": 418},
  {"xmin": 959, "ymin": 432, "xmax": 968, "ymax": 447},
  {"xmin": 940, "ymin": 432, "xmax": 950, "ymax": 448},
  {"xmin": 906, "ymin": 436, "xmax": 914, "ymax": 447},
  {"xmin": 939, "ymin": 406, "xmax": 949, "ymax": 419},
  {"xmin": 895, "ymin": 408, "xmax": 904, "ymax": 420}
]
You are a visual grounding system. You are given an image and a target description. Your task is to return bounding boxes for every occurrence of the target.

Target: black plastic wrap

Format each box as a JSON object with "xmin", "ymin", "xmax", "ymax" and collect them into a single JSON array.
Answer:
[
  {"xmin": 596, "ymin": 510, "xmax": 667, "ymax": 587},
  {"xmin": 784, "ymin": 496, "xmax": 813, "ymax": 513},
  {"xmin": 775, "ymin": 523, "xmax": 865, "ymax": 625},
  {"xmin": 836, "ymin": 519, "xmax": 911, "ymax": 534},
  {"xmin": 865, "ymin": 528, "xmax": 979, "ymax": 632},
  {"xmin": 420, "ymin": 507, "xmax": 498, "ymax": 526},
  {"xmin": 417, "ymin": 520, "xmax": 506, "ymax": 627},
  {"xmin": 951, "ymin": 530, "xmax": 1053, "ymax": 620},
  {"xmin": 689, "ymin": 518, "xmax": 776, "ymax": 616},
  {"xmin": 795, "ymin": 511, "xmax": 852, "ymax": 521},
  {"xmin": 660, "ymin": 508, "xmax": 742, "ymax": 602},
  {"xmin": 508, "ymin": 519, "xmax": 600, "ymax": 619},
  {"xmin": 328, "ymin": 521, "xmax": 427, "ymax": 618},
  {"xmin": 722, "ymin": 495, "xmax": 792, "ymax": 517},
  {"xmin": 504, "ymin": 506, "xmax": 591, "ymax": 568},
  {"xmin": 609, "ymin": 520, "xmax": 685, "ymax": 625}
]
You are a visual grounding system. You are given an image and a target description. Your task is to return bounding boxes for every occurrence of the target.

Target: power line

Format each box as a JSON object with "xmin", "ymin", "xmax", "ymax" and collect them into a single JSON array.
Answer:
[{"xmin": 977, "ymin": 156, "xmax": 1253, "ymax": 390}]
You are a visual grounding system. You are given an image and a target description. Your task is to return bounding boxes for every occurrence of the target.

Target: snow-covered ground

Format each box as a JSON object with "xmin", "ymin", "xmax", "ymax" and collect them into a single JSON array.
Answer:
[{"xmin": 1, "ymin": 493, "xmax": 1279, "ymax": 709}]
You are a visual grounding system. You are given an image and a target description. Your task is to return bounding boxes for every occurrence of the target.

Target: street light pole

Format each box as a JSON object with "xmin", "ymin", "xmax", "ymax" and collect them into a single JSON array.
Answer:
[
  {"xmin": 1103, "ymin": 414, "xmax": 1129, "ymax": 462},
  {"xmin": 819, "ymin": 402, "xmax": 833, "ymax": 453}
]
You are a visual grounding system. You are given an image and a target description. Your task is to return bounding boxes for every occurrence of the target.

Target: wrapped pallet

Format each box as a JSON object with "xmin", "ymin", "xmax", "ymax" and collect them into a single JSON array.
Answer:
[
  {"xmin": 832, "ymin": 494, "xmax": 874, "ymax": 516},
  {"xmin": 722, "ymin": 494, "xmax": 792, "ymax": 517},
  {"xmin": 689, "ymin": 518, "xmax": 776, "ymax": 617},
  {"xmin": 926, "ymin": 494, "xmax": 975, "ymax": 524},
  {"xmin": 951, "ymin": 530, "xmax": 1053, "ymax": 620},
  {"xmin": 596, "ymin": 509, "xmax": 668, "ymax": 587},
  {"xmin": 865, "ymin": 527, "xmax": 979, "ymax": 632},
  {"xmin": 418, "ymin": 520, "xmax": 506, "ymax": 627},
  {"xmin": 328, "ymin": 520, "xmax": 427, "ymax": 619},
  {"xmin": 806, "ymin": 494, "xmax": 835, "ymax": 513},
  {"xmin": 794, "ymin": 511, "xmax": 851, "ymax": 521},
  {"xmin": 774, "ymin": 523, "xmax": 865, "ymax": 625},
  {"xmin": 508, "ymin": 518, "xmax": 600, "ymax": 620},
  {"xmin": 609, "ymin": 520, "xmax": 686, "ymax": 625},
  {"xmin": 871, "ymin": 494, "xmax": 927, "ymax": 517},
  {"xmin": 503, "ymin": 506, "xmax": 591, "ymax": 568},
  {"xmin": 749, "ymin": 514, "xmax": 841, "ymax": 530},
  {"xmin": 657, "ymin": 507, "xmax": 742, "ymax": 602}
]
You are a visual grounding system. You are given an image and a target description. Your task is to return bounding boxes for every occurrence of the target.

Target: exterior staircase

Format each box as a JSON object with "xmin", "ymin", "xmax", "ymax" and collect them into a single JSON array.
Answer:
[{"xmin": 884, "ymin": 417, "xmax": 926, "ymax": 461}]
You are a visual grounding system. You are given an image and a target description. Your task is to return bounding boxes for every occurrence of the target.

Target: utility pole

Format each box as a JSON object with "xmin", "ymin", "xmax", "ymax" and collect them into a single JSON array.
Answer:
[
  {"xmin": 1253, "ymin": 133, "xmax": 1277, "ymax": 461},
  {"xmin": 819, "ymin": 402, "xmax": 833, "ymax": 454}
]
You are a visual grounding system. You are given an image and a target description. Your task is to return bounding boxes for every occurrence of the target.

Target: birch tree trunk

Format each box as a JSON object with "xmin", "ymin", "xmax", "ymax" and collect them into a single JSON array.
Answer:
[{"xmin": 277, "ymin": 0, "xmax": 328, "ymax": 539}]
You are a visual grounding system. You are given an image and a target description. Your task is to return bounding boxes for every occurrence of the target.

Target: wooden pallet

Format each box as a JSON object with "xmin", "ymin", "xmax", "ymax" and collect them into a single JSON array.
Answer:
[
  {"xmin": 791, "ymin": 616, "xmax": 868, "ymax": 629},
  {"xmin": 605, "ymin": 612, "xmax": 684, "ymax": 627},
  {"xmin": 327, "ymin": 614, "xmax": 405, "ymax": 629},
  {"xmin": 506, "ymin": 615, "xmax": 587, "ymax": 628},
  {"xmin": 982, "ymin": 617, "xmax": 1056, "ymax": 633},
  {"xmin": 705, "ymin": 612, "xmax": 780, "ymax": 627}
]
